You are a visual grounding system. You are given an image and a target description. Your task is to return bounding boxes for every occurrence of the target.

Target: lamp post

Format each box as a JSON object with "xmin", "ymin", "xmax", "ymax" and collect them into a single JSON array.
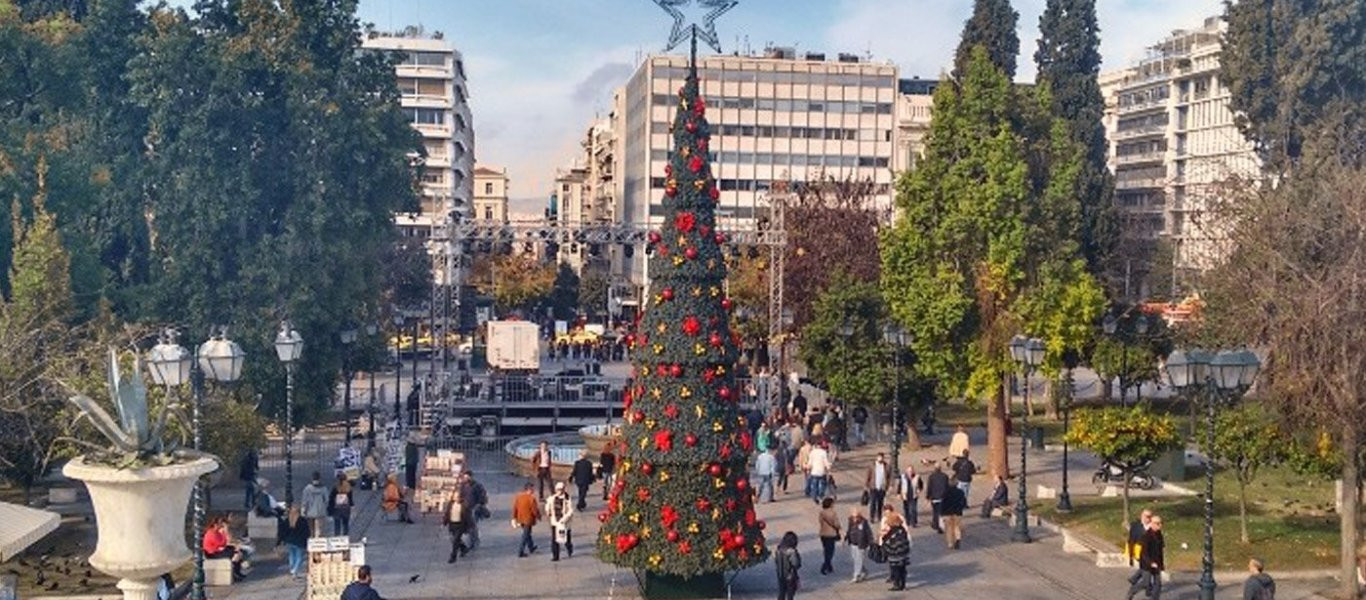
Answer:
[
  {"xmin": 776, "ymin": 307, "xmax": 794, "ymax": 414},
  {"xmin": 273, "ymin": 322, "xmax": 304, "ymax": 505},
  {"xmin": 366, "ymin": 323, "xmax": 379, "ymax": 454},
  {"xmin": 1102, "ymin": 312, "xmax": 1150, "ymax": 407},
  {"xmin": 1008, "ymin": 335, "xmax": 1044, "ymax": 543},
  {"xmin": 1163, "ymin": 347, "xmax": 1259, "ymax": 600},
  {"xmin": 882, "ymin": 324, "xmax": 909, "ymax": 477},
  {"xmin": 1058, "ymin": 364, "xmax": 1075, "ymax": 513},
  {"xmin": 392, "ymin": 314, "xmax": 404, "ymax": 424},
  {"xmin": 149, "ymin": 328, "xmax": 244, "ymax": 600},
  {"xmin": 340, "ymin": 327, "xmax": 358, "ymax": 446}
]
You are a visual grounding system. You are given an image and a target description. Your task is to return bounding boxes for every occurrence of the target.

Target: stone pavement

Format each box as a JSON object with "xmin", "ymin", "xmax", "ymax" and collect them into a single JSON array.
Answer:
[{"xmin": 206, "ymin": 430, "xmax": 1340, "ymax": 600}]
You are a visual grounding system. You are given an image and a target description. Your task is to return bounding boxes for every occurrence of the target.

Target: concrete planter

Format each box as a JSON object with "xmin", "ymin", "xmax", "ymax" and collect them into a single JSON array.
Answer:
[
  {"xmin": 63, "ymin": 456, "xmax": 217, "ymax": 600},
  {"xmin": 578, "ymin": 423, "xmax": 622, "ymax": 456}
]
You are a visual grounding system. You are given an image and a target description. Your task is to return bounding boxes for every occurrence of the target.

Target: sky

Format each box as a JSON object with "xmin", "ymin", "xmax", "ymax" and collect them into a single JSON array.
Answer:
[{"xmin": 355, "ymin": 0, "xmax": 1225, "ymax": 213}]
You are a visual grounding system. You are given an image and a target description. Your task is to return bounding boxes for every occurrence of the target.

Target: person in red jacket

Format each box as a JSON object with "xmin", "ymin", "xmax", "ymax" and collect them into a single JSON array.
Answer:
[{"xmin": 202, "ymin": 516, "xmax": 247, "ymax": 581}]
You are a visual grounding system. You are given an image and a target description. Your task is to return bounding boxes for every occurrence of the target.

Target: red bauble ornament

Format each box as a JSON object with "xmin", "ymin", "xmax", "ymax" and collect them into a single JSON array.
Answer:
[
  {"xmin": 667, "ymin": 529, "xmax": 680, "ymax": 542},
  {"xmin": 702, "ymin": 368, "xmax": 716, "ymax": 383},
  {"xmin": 636, "ymin": 487, "xmax": 652, "ymax": 502},
  {"xmin": 684, "ymin": 432, "xmax": 698, "ymax": 447},
  {"xmin": 695, "ymin": 497, "xmax": 712, "ymax": 512},
  {"xmin": 697, "ymin": 136, "xmax": 709, "ymax": 152},
  {"xmin": 661, "ymin": 505, "xmax": 679, "ymax": 528},
  {"xmin": 709, "ymin": 332, "xmax": 723, "ymax": 348},
  {"xmin": 719, "ymin": 443, "xmax": 732, "ymax": 460},
  {"xmin": 665, "ymin": 183, "xmax": 678, "ymax": 197},
  {"xmin": 685, "ymin": 120, "xmax": 698, "ymax": 134},
  {"xmin": 641, "ymin": 462, "xmax": 654, "ymax": 476},
  {"xmin": 688, "ymin": 154, "xmax": 703, "ymax": 173},
  {"xmin": 674, "ymin": 212, "xmax": 696, "ymax": 233},
  {"xmin": 714, "ymin": 232, "xmax": 727, "ymax": 244},
  {"xmin": 633, "ymin": 410, "xmax": 646, "ymax": 423},
  {"xmin": 693, "ymin": 97, "xmax": 706, "ymax": 115},
  {"xmin": 655, "ymin": 364, "xmax": 669, "ymax": 377},
  {"xmin": 669, "ymin": 363, "xmax": 684, "ymax": 378},
  {"xmin": 661, "ymin": 287, "xmax": 674, "ymax": 301},
  {"xmin": 721, "ymin": 298, "xmax": 733, "ymax": 311},
  {"xmin": 681, "ymin": 316, "xmax": 701, "ymax": 336},
  {"xmin": 745, "ymin": 509, "xmax": 757, "ymax": 526},
  {"xmin": 685, "ymin": 246, "xmax": 699, "ymax": 260},
  {"xmin": 735, "ymin": 534, "xmax": 746, "ymax": 547},
  {"xmin": 663, "ymin": 403, "xmax": 679, "ymax": 419},
  {"xmin": 739, "ymin": 430, "xmax": 753, "ymax": 452},
  {"xmin": 654, "ymin": 430, "xmax": 674, "ymax": 452},
  {"xmin": 598, "ymin": 512, "xmax": 609, "ymax": 522},
  {"xmin": 736, "ymin": 478, "xmax": 749, "ymax": 492},
  {"xmin": 708, "ymin": 463, "xmax": 723, "ymax": 477},
  {"xmin": 758, "ymin": 520, "xmax": 766, "ymax": 530},
  {"xmin": 708, "ymin": 185, "xmax": 720, "ymax": 201},
  {"xmin": 664, "ymin": 164, "xmax": 673, "ymax": 177},
  {"xmin": 718, "ymin": 386, "xmax": 733, "ymax": 401},
  {"xmin": 725, "ymin": 498, "xmax": 737, "ymax": 512},
  {"xmin": 678, "ymin": 540, "xmax": 692, "ymax": 554},
  {"xmin": 699, "ymin": 224, "xmax": 711, "ymax": 237},
  {"xmin": 648, "ymin": 231, "xmax": 662, "ymax": 244}
]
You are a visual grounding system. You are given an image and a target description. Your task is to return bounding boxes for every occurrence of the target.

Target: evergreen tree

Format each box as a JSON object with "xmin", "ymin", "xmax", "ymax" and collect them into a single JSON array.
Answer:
[
  {"xmin": 953, "ymin": 0, "xmax": 1020, "ymax": 80},
  {"xmin": 1034, "ymin": 0, "xmax": 1116, "ymax": 282},
  {"xmin": 597, "ymin": 56, "xmax": 767, "ymax": 579}
]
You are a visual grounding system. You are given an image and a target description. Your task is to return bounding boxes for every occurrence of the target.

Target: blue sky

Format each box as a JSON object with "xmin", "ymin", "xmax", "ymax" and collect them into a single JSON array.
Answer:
[{"xmin": 358, "ymin": 0, "xmax": 1224, "ymax": 212}]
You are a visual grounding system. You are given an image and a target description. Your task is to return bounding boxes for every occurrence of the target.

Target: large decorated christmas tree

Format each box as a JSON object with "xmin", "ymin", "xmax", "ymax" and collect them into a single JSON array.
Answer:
[{"xmin": 595, "ymin": 49, "xmax": 767, "ymax": 586}]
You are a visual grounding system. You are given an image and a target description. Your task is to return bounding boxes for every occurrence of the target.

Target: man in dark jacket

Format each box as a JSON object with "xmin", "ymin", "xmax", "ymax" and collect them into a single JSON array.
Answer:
[
  {"xmin": 239, "ymin": 449, "xmax": 259, "ymax": 511},
  {"xmin": 791, "ymin": 391, "xmax": 807, "ymax": 422},
  {"xmin": 951, "ymin": 450, "xmax": 976, "ymax": 503},
  {"xmin": 1243, "ymin": 558, "xmax": 1276, "ymax": 600},
  {"xmin": 569, "ymin": 450, "xmax": 596, "ymax": 511},
  {"xmin": 1128, "ymin": 509, "xmax": 1154, "ymax": 567},
  {"xmin": 341, "ymin": 565, "xmax": 383, "ymax": 600},
  {"xmin": 941, "ymin": 484, "xmax": 967, "ymax": 550},
  {"xmin": 925, "ymin": 463, "xmax": 950, "ymax": 533},
  {"xmin": 1126, "ymin": 515, "xmax": 1165, "ymax": 600}
]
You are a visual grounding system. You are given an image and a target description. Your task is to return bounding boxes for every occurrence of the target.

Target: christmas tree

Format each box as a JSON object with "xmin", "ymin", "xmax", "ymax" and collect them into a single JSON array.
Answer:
[{"xmin": 595, "ymin": 53, "xmax": 768, "ymax": 581}]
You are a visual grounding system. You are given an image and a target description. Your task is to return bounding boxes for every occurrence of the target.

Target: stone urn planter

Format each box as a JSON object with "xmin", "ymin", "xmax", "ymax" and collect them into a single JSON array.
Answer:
[{"xmin": 63, "ymin": 456, "xmax": 218, "ymax": 600}]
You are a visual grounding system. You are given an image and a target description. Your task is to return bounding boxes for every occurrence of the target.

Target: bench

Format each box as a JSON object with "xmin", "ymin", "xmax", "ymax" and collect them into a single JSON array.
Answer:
[
  {"xmin": 204, "ymin": 558, "xmax": 235, "ymax": 586},
  {"xmin": 246, "ymin": 514, "xmax": 277, "ymax": 542},
  {"xmin": 1060, "ymin": 529, "xmax": 1128, "ymax": 568}
]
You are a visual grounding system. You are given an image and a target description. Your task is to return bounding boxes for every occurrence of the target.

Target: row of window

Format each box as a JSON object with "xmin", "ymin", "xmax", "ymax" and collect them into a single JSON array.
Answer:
[
  {"xmin": 647, "ymin": 150, "xmax": 889, "ymax": 168},
  {"xmin": 399, "ymin": 51, "xmax": 467, "ymax": 80},
  {"xmin": 648, "ymin": 177, "xmax": 891, "ymax": 194},
  {"xmin": 651, "ymin": 94, "xmax": 893, "ymax": 115},
  {"xmin": 408, "ymin": 109, "xmax": 468, "ymax": 131},
  {"xmin": 648, "ymin": 122, "xmax": 893, "ymax": 142},
  {"xmin": 653, "ymin": 66, "xmax": 895, "ymax": 88}
]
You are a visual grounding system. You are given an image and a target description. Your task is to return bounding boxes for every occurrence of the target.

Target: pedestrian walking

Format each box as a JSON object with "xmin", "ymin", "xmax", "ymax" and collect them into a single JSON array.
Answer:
[
  {"xmin": 807, "ymin": 442, "xmax": 833, "ymax": 503},
  {"xmin": 460, "ymin": 472, "xmax": 489, "ymax": 550},
  {"xmin": 851, "ymin": 405, "xmax": 868, "ymax": 446},
  {"xmin": 941, "ymin": 482, "xmax": 966, "ymax": 550},
  {"xmin": 1128, "ymin": 509, "xmax": 1153, "ymax": 566},
  {"xmin": 864, "ymin": 453, "xmax": 890, "ymax": 521},
  {"xmin": 792, "ymin": 391, "xmax": 808, "ymax": 422},
  {"xmin": 755, "ymin": 447, "xmax": 778, "ymax": 503},
  {"xmin": 845, "ymin": 507, "xmax": 873, "ymax": 583},
  {"xmin": 300, "ymin": 472, "xmax": 329, "ymax": 537},
  {"xmin": 898, "ymin": 465, "xmax": 923, "ymax": 528},
  {"xmin": 328, "ymin": 473, "xmax": 354, "ymax": 537},
  {"xmin": 239, "ymin": 448, "xmax": 259, "ymax": 511},
  {"xmin": 926, "ymin": 463, "xmax": 949, "ymax": 533},
  {"xmin": 599, "ymin": 441, "xmax": 617, "ymax": 501},
  {"xmin": 757, "ymin": 421, "xmax": 773, "ymax": 453},
  {"xmin": 980, "ymin": 474, "xmax": 1009, "ymax": 518},
  {"xmin": 775, "ymin": 423, "xmax": 792, "ymax": 494},
  {"xmin": 277, "ymin": 506, "xmax": 310, "ymax": 578},
  {"xmin": 951, "ymin": 449, "xmax": 975, "ymax": 503},
  {"xmin": 817, "ymin": 497, "xmax": 841, "ymax": 575},
  {"xmin": 442, "ymin": 488, "xmax": 471, "ymax": 563},
  {"xmin": 948, "ymin": 425, "xmax": 970, "ymax": 459},
  {"xmin": 881, "ymin": 513, "xmax": 912, "ymax": 591},
  {"xmin": 570, "ymin": 449, "xmax": 595, "ymax": 511},
  {"xmin": 545, "ymin": 482, "xmax": 574, "ymax": 561},
  {"xmin": 535, "ymin": 441, "xmax": 553, "ymax": 500},
  {"xmin": 512, "ymin": 482, "xmax": 541, "ymax": 557},
  {"xmin": 1243, "ymin": 558, "xmax": 1276, "ymax": 600},
  {"xmin": 775, "ymin": 531, "xmax": 802, "ymax": 600},
  {"xmin": 341, "ymin": 565, "xmax": 382, "ymax": 600},
  {"xmin": 1126, "ymin": 515, "xmax": 1165, "ymax": 600}
]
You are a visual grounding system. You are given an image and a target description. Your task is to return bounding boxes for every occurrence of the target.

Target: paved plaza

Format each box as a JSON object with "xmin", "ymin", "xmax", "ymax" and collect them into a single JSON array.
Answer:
[{"xmin": 205, "ymin": 427, "xmax": 1341, "ymax": 600}]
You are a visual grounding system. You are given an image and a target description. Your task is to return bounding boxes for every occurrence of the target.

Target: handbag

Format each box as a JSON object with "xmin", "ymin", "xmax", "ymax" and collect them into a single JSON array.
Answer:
[
  {"xmin": 859, "ymin": 490, "xmax": 870, "ymax": 506},
  {"xmin": 867, "ymin": 543, "xmax": 887, "ymax": 564}
]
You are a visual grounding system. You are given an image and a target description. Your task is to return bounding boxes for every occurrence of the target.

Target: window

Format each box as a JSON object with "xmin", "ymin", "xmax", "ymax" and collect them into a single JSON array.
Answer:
[
  {"xmin": 409, "ymin": 108, "xmax": 444, "ymax": 125},
  {"xmin": 398, "ymin": 78, "xmax": 419, "ymax": 95},
  {"xmin": 739, "ymin": 98, "xmax": 755, "ymax": 109},
  {"xmin": 421, "ymin": 172, "xmax": 444, "ymax": 184},
  {"xmin": 484, "ymin": 182, "xmax": 494, "ymax": 195},
  {"xmin": 484, "ymin": 206, "xmax": 493, "ymax": 220},
  {"xmin": 653, "ymin": 94, "xmax": 672, "ymax": 106},
  {"xmin": 403, "ymin": 51, "xmax": 446, "ymax": 67},
  {"xmin": 808, "ymin": 102, "xmax": 824, "ymax": 112},
  {"xmin": 757, "ymin": 99, "xmax": 775, "ymax": 111},
  {"xmin": 454, "ymin": 114, "xmax": 467, "ymax": 131}
]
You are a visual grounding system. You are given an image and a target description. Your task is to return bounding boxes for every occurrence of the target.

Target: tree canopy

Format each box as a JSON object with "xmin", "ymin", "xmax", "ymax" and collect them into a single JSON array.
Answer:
[{"xmin": 954, "ymin": 0, "xmax": 1021, "ymax": 80}]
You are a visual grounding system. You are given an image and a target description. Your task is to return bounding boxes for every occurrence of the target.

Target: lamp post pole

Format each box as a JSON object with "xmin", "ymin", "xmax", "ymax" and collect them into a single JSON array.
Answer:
[
  {"xmin": 1057, "ymin": 367, "xmax": 1074, "ymax": 512},
  {"xmin": 393, "ymin": 317, "xmax": 403, "ymax": 423},
  {"xmin": 1198, "ymin": 383, "xmax": 1216, "ymax": 600},
  {"xmin": 284, "ymin": 361, "xmax": 295, "ymax": 506},
  {"xmin": 1009, "ymin": 335, "xmax": 1043, "ymax": 543},
  {"xmin": 882, "ymin": 324, "xmax": 908, "ymax": 478},
  {"xmin": 189, "ymin": 367, "xmax": 206, "ymax": 600}
]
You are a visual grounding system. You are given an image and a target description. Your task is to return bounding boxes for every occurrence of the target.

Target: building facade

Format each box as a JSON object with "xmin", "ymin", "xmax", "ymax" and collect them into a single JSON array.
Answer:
[
  {"xmin": 1100, "ymin": 17, "xmax": 1259, "ymax": 292},
  {"xmin": 472, "ymin": 165, "xmax": 509, "ymax": 223},
  {"xmin": 616, "ymin": 48, "xmax": 899, "ymax": 285},
  {"xmin": 362, "ymin": 33, "xmax": 475, "ymax": 242},
  {"xmin": 894, "ymin": 77, "xmax": 938, "ymax": 174}
]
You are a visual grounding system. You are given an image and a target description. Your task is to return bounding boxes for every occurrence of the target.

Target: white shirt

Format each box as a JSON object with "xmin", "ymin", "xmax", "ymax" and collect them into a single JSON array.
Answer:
[
  {"xmin": 539, "ymin": 449, "xmax": 551, "ymax": 468},
  {"xmin": 873, "ymin": 462, "xmax": 886, "ymax": 490},
  {"xmin": 808, "ymin": 447, "xmax": 832, "ymax": 477}
]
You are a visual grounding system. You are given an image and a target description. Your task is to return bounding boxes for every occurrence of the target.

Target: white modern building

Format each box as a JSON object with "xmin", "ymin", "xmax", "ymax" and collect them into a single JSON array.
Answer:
[
  {"xmin": 616, "ymin": 48, "xmax": 899, "ymax": 285},
  {"xmin": 1100, "ymin": 16, "xmax": 1259, "ymax": 290},
  {"xmin": 894, "ymin": 77, "xmax": 938, "ymax": 174},
  {"xmin": 363, "ymin": 32, "xmax": 475, "ymax": 241}
]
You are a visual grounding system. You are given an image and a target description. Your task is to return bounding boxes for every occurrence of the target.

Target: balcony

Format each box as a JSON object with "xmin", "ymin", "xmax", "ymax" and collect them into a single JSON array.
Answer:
[
  {"xmin": 413, "ymin": 123, "xmax": 451, "ymax": 138},
  {"xmin": 1116, "ymin": 151, "xmax": 1165, "ymax": 166},
  {"xmin": 1113, "ymin": 124, "xmax": 1167, "ymax": 140},
  {"xmin": 1117, "ymin": 97, "xmax": 1168, "ymax": 115},
  {"xmin": 1115, "ymin": 177, "xmax": 1165, "ymax": 190},
  {"xmin": 401, "ymin": 94, "xmax": 452, "ymax": 108}
]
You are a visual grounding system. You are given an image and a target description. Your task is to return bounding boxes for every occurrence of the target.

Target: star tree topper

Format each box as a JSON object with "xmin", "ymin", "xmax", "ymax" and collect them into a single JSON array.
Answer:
[{"xmin": 653, "ymin": 0, "xmax": 738, "ymax": 54}]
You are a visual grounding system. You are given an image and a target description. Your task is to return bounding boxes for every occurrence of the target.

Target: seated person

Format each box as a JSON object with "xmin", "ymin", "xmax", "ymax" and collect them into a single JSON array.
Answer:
[
  {"xmin": 202, "ymin": 516, "xmax": 249, "ymax": 581},
  {"xmin": 979, "ymin": 474, "xmax": 1010, "ymax": 518},
  {"xmin": 382, "ymin": 473, "xmax": 415, "ymax": 524},
  {"xmin": 252, "ymin": 479, "xmax": 285, "ymax": 518},
  {"xmin": 360, "ymin": 451, "xmax": 382, "ymax": 490}
]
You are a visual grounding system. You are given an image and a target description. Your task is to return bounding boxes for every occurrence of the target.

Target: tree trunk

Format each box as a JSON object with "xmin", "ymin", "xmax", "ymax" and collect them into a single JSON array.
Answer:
[
  {"xmin": 1238, "ymin": 476, "xmax": 1249, "ymax": 544},
  {"xmin": 1121, "ymin": 473, "xmax": 1132, "ymax": 533},
  {"xmin": 1339, "ymin": 417, "xmax": 1360, "ymax": 600},
  {"xmin": 988, "ymin": 376, "xmax": 1009, "ymax": 479},
  {"xmin": 905, "ymin": 416, "xmax": 922, "ymax": 451},
  {"xmin": 1101, "ymin": 375, "xmax": 1113, "ymax": 402}
]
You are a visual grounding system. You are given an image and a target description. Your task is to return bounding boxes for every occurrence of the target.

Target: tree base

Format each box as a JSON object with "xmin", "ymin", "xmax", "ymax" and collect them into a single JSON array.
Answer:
[{"xmin": 640, "ymin": 571, "xmax": 727, "ymax": 599}]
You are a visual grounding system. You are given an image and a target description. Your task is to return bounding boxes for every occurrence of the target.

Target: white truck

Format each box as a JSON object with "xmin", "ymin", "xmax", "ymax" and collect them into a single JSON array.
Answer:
[{"xmin": 485, "ymin": 320, "xmax": 541, "ymax": 372}]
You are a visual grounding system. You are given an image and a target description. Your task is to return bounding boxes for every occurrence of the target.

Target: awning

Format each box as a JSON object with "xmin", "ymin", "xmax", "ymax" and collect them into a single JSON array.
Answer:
[{"xmin": 0, "ymin": 501, "xmax": 60, "ymax": 562}]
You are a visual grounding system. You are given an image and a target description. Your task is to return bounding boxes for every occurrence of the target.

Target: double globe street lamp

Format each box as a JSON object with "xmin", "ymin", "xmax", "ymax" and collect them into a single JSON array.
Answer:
[
  {"xmin": 883, "ymin": 324, "xmax": 910, "ymax": 477},
  {"xmin": 145, "ymin": 328, "xmax": 245, "ymax": 600},
  {"xmin": 1008, "ymin": 335, "xmax": 1045, "ymax": 543},
  {"xmin": 1163, "ymin": 347, "xmax": 1260, "ymax": 600}
]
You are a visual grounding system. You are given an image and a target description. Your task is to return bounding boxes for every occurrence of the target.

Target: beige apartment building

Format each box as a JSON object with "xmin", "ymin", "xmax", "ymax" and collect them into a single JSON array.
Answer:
[
  {"xmin": 1101, "ymin": 16, "xmax": 1259, "ymax": 294},
  {"xmin": 894, "ymin": 77, "xmax": 937, "ymax": 174},
  {"xmin": 472, "ymin": 165, "xmax": 509, "ymax": 223},
  {"xmin": 362, "ymin": 32, "xmax": 475, "ymax": 242}
]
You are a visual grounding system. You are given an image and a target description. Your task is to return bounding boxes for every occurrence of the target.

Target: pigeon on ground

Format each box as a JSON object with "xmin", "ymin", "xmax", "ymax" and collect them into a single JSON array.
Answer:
[{"xmin": 408, "ymin": 574, "xmax": 421, "ymax": 583}]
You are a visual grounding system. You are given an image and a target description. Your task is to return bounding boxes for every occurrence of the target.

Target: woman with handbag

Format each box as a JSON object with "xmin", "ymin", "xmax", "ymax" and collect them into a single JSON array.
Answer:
[
  {"xmin": 776, "ymin": 531, "xmax": 802, "ymax": 600},
  {"xmin": 817, "ymin": 497, "xmax": 841, "ymax": 575},
  {"xmin": 881, "ymin": 512, "xmax": 912, "ymax": 591}
]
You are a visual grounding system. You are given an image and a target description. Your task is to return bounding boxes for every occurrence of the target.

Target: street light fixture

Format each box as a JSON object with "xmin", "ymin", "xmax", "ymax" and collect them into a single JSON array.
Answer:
[
  {"xmin": 273, "ymin": 322, "xmax": 303, "ymax": 506},
  {"xmin": 882, "ymin": 324, "xmax": 909, "ymax": 478},
  {"xmin": 1103, "ymin": 312, "xmax": 1151, "ymax": 407},
  {"xmin": 1164, "ymin": 347, "xmax": 1260, "ymax": 600},
  {"xmin": 1008, "ymin": 334, "xmax": 1043, "ymax": 543}
]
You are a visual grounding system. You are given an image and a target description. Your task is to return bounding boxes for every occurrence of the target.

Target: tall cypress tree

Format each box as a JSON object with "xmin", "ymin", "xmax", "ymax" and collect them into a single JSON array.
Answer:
[
  {"xmin": 1034, "ymin": 0, "xmax": 1115, "ymax": 283},
  {"xmin": 954, "ymin": 0, "xmax": 1021, "ymax": 80}
]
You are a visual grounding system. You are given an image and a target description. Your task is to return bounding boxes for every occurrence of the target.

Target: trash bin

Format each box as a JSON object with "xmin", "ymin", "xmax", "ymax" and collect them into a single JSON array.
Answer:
[
  {"xmin": 480, "ymin": 416, "xmax": 499, "ymax": 449},
  {"xmin": 459, "ymin": 417, "xmax": 479, "ymax": 437},
  {"xmin": 1030, "ymin": 427, "xmax": 1045, "ymax": 450}
]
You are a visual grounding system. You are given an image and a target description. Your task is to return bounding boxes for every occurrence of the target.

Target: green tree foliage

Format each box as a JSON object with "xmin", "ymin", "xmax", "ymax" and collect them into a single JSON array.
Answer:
[
  {"xmin": 549, "ymin": 262, "xmax": 581, "ymax": 321},
  {"xmin": 1033, "ymin": 0, "xmax": 1116, "ymax": 283},
  {"xmin": 1066, "ymin": 406, "xmax": 1182, "ymax": 526},
  {"xmin": 881, "ymin": 47, "xmax": 1103, "ymax": 476},
  {"xmin": 1201, "ymin": 404, "xmax": 1288, "ymax": 543},
  {"xmin": 577, "ymin": 268, "xmax": 609, "ymax": 322},
  {"xmin": 381, "ymin": 239, "xmax": 434, "ymax": 310},
  {"xmin": 1222, "ymin": 0, "xmax": 1366, "ymax": 169},
  {"xmin": 597, "ymin": 60, "xmax": 766, "ymax": 577},
  {"xmin": 953, "ymin": 0, "xmax": 1020, "ymax": 80},
  {"xmin": 470, "ymin": 254, "xmax": 556, "ymax": 317},
  {"xmin": 1089, "ymin": 311, "xmax": 1173, "ymax": 403}
]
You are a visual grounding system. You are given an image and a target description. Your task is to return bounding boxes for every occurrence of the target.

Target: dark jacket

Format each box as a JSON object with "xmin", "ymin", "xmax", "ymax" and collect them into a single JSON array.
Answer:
[
  {"xmin": 851, "ymin": 406, "xmax": 868, "ymax": 424},
  {"xmin": 989, "ymin": 481, "xmax": 1008, "ymax": 505},
  {"xmin": 942, "ymin": 486, "xmax": 967, "ymax": 516},
  {"xmin": 881, "ymin": 525, "xmax": 911, "ymax": 566},
  {"xmin": 328, "ymin": 486, "xmax": 353, "ymax": 515},
  {"xmin": 441, "ymin": 498, "xmax": 471, "ymax": 530},
  {"xmin": 570, "ymin": 458, "xmax": 596, "ymax": 488},
  {"xmin": 927, "ymin": 470, "xmax": 951, "ymax": 501},
  {"xmin": 239, "ymin": 450, "xmax": 258, "ymax": 482},
  {"xmin": 951, "ymin": 456, "xmax": 975, "ymax": 483},
  {"xmin": 1243, "ymin": 573, "xmax": 1275, "ymax": 600},
  {"xmin": 278, "ymin": 516, "xmax": 310, "ymax": 548},
  {"xmin": 340, "ymin": 581, "xmax": 382, "ymax": 600},
  {"xmin": 792, "ymin": 394, "xmax": 807, "ymax": 417},
  {"xmin": 845, "ymin": 517, "xmax": 872, "ymax": 549},
  {"xmin": 776, "ymin": 546, "xmax": 801, "ymax": 581},
  {"xmin": 599, "ymin": 451, "xmax": 616, "ymax": 475},
  {"xmin": 1138, "ymin": 529, "xmax": 1165, "ymax": 573}
]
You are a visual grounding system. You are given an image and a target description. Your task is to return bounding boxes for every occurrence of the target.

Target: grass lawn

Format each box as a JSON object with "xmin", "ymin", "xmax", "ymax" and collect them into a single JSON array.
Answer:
[{"xmin": 1037, "ymin": 464, "xmax": 1342, "ymax": 572}]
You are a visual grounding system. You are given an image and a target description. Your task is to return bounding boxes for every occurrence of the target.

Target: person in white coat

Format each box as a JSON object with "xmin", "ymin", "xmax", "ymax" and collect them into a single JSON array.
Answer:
[{"xmin": 544, "ymin": 481, "xmax": 575, "ymax": 561}]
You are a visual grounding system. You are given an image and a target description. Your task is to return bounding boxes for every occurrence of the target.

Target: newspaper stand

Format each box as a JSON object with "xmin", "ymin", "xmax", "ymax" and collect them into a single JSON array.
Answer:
[
  {"xmin": 417, "ymin": 451, "xmax": 465, "ymax": 513},
  {"xmin": 306, "ymin": 536, "xmax": 365, "ymax": 600}
]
